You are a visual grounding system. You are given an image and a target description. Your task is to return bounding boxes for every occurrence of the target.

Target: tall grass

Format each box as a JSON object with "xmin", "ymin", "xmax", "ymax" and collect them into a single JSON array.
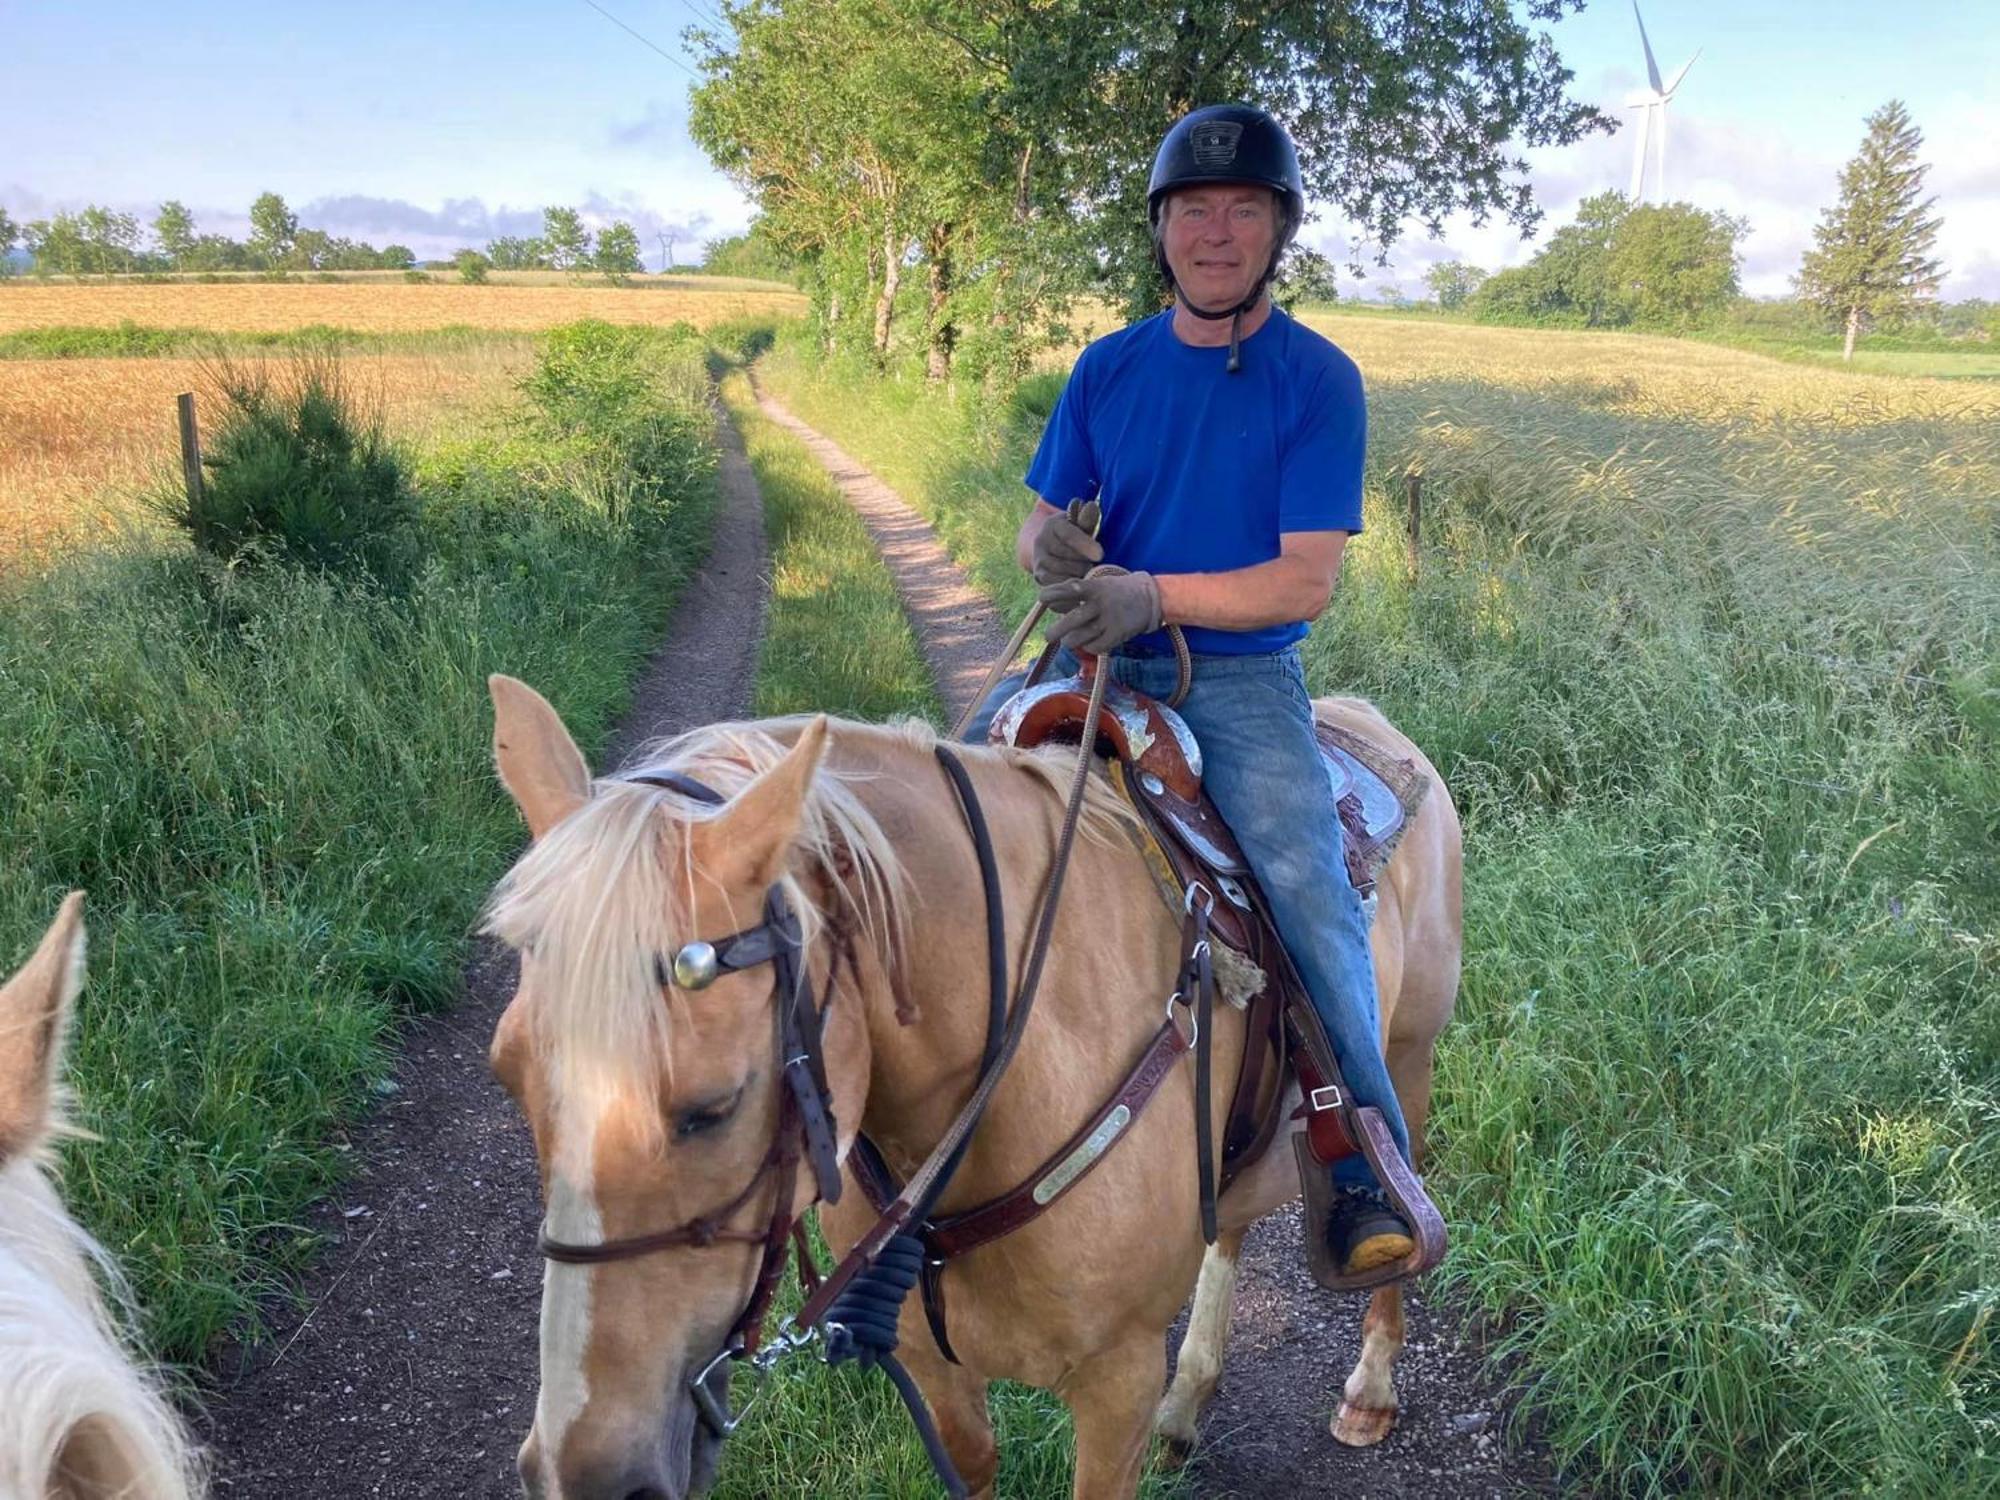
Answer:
[
  {"xmin": 757, "ymin": 322, "xmax": 1999, "ymax": 1496},
  {"xmin": 0, "ymin": 321, "xmax": 719, "ymax": 1360}
]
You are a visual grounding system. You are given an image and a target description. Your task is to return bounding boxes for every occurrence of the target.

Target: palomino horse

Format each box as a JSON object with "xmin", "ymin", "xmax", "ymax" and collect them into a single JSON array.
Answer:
[
  {"xmin": 485, "ymin": 673, "xmax": 1460, "ymax": 1498},
  {"xmin": 1, "ymin": 893, "xmax": 202, "ymax": 1500}
]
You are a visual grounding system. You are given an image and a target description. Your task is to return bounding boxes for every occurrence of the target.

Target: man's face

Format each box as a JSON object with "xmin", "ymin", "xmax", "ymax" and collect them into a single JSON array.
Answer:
[{"xmin": 1161, "ymin": 185, "xmax": 1280, "ymax": 312}]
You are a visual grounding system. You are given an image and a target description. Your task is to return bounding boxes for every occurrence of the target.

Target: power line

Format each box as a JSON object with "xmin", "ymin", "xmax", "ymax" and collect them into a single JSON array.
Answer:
[{"xmin": 573, "ymin": 0, "xmax": 701, "ymax": 79}]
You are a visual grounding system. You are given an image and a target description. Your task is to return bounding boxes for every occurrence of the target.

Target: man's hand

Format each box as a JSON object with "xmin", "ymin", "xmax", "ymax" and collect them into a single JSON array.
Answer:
[
  {"xmin": 1038, "ymin": 570, "xmax": 1162, "ymax": 656},
  {"xmin": 1029, "ymin": 498, "xmax": 1103, "ymax": 586}
]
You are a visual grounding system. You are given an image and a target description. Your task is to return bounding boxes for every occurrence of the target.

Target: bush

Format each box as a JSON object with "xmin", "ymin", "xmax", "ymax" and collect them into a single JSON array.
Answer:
[
  {"xmin": 162, "ymin": 352, "xmax": 419, "ymax": 583},
  {"xmin": 402, "ymin": 268, "xmax": 432, "ymax": 284},
  {"xmin": 519, "ymin": 321, "xmax": 715, "ymax": 533},
  {"xmin": 454, "ymin": 249, "xmax": 491, "ymax": 285}
]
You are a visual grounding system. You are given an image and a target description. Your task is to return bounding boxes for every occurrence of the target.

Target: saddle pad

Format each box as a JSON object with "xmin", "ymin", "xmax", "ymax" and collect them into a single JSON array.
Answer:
[{"xmin": 1314, "ymin": 718, "xmax": 1431, "ymax": 888}]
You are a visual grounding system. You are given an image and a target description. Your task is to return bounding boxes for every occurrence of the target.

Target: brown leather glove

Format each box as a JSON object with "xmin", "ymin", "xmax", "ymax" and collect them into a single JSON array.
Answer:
[
  {"xmin": 1029, "ymin": 498, "xmax": 1103, "ymax": 587},
  {"xmin": 1038, "ymin": 570, "xmax": 1162, "ymax": 656}
]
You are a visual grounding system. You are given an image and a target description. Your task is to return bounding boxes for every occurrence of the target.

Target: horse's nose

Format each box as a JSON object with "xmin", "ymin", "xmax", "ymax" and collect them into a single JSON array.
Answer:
[{"xmin": 549, "ymin": 1453, "xmax": 684, "ymax": 1500}]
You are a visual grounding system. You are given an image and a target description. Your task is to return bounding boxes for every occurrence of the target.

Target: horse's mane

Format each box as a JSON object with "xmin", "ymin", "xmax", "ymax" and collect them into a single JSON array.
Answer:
[
  {"xmin": 484, "ymin": 715, "xmax": 1133, "ymax": 1137},
  {"xmin": 0, "ymin": 1152, "xmax": 201, "ymax": 1500}
]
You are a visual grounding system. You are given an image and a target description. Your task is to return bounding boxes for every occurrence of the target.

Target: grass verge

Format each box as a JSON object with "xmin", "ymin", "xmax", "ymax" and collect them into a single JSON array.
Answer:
[
  {"xmin": 0, "ymin": 321, "xmax": 719, "ymax": 1362},
  {"xmin": 755, "ymin": 325, "xmax": 1999, "ymax": 1498}
]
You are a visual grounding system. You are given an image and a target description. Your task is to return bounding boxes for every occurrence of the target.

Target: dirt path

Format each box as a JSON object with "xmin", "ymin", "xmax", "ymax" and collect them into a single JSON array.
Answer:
[
  {"xmin": 194, "ymin": 398, "xmax": 770, "ymax": 1498},
  {"xmin": 752, "ymin": 383, "xmax": 1562, "ymax": 1499},
  {"xmin": 752, "ymin": 378, "xmax": 1015, "ymax": 723}
]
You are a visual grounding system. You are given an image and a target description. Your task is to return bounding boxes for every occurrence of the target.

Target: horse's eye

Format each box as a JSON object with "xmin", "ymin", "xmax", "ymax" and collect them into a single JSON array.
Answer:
[{"xmin": 674, "ymin": 1086, "xmax": 744, "ymax": 1141}]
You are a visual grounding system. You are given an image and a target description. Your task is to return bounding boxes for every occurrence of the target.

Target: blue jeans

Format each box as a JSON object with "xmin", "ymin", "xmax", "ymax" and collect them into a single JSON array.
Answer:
[{"xmin": 964, "ymin": 645, "xmax": 1411, "ymax": 1189}]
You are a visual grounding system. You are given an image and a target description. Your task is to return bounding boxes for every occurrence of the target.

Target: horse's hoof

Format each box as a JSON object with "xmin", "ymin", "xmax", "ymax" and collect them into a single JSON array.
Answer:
[
  {"xmin": 1151, "ymin": 1404, "xmax": 1198, "ymax": 1469},
  {"xmin": 1152, "ymin": 1432, "xmax": 1196, "ymax": 1472},
  {"xmin": 1332, "ymin": 1400, "xmax": 1398, "ymax": 1447}
]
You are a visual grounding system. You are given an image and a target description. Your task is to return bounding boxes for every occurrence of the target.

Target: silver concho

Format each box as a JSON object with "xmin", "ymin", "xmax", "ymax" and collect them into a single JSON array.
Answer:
[{"xmin": 671, "ymin": 940, "xmax": 720, "ymax": 990}]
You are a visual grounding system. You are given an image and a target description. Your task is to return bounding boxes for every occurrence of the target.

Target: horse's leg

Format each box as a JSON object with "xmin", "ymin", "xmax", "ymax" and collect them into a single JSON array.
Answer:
[
  {"xmin": 1332, "ymin": 1034, "xmax": 1436, "ymax": 1447},
  {"xmin": 1062, "ymin": 1337, "xmax": 1168, "ymax": 1500},
  {"xmin": 893, "ymin": 1334, "xmax": 999, "ymax": 1498},
  {"xmin": 1153, "ymin": 1225, "xmax": 1248, "ymax": 1464}
]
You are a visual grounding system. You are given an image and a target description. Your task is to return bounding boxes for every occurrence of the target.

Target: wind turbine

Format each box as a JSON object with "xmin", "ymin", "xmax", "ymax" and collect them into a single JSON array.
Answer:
[{"xmin": 1626, "ymin": 2, "xmax": 1700, "ymax": 202}]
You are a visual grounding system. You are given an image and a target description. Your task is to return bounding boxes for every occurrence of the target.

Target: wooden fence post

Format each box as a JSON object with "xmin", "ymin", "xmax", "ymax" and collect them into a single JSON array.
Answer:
[
  {"xmin": 176, "ymin": 394, "xmax": 205, "ymax": 548},
  {"xmin": 1405, "ymin": 467, "xmax": 1422, "ymax": 584}
]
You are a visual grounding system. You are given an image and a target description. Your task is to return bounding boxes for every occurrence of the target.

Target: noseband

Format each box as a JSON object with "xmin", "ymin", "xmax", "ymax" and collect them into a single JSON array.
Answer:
[{"xmin": 535, "ymin": 768, "xmax": 846, "ymax": 1433}]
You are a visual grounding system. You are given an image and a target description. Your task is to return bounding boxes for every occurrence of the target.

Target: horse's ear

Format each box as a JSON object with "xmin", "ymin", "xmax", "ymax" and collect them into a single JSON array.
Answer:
[
  {"xmin": 692, "ymin": 716, "xmax": 831, "ymax": 891},
  {"xmin": 0, "ymin": 891, "xmax": 85, "ymax": 1162},
  {"xmin": 491, "ymin": 674, "xmax": 591, "ymax": 840}
]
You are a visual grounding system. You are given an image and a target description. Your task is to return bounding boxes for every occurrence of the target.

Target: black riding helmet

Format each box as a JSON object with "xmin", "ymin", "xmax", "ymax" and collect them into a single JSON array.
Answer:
[{"xmin": 1147, "ymin": 104, "xmax": 1305, "ymax": 372}]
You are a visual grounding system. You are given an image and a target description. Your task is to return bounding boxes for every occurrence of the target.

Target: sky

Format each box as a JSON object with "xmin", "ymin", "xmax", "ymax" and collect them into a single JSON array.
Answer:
[{"xmin": 5, "ymin": 0, "xmax": 1996, "ymax": 297}]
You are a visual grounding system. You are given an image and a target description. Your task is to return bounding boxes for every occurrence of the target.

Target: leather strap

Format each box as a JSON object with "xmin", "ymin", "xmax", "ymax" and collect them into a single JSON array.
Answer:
[{"xmin": 921, "ymin": 1016, "xmax": 1193, "ymax": 1260}]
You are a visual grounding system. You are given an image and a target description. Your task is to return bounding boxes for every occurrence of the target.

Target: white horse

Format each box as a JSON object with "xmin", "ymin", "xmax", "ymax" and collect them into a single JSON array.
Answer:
[{"xmin": 1, "ymin": 893, "xmax": 201, "ymax": 1500}]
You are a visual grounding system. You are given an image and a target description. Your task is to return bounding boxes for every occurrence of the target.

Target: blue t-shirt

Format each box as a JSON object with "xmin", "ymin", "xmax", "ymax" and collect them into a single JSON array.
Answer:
[{"xmin": 1025, "ymin": 307, "xmax": 1366, "ymax": 656}]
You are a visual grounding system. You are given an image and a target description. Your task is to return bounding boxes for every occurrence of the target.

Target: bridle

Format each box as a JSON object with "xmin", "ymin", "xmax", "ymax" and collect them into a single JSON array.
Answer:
[{"xmin": 535, "ymin": 768, "xmax": 846, "ymax": 1436}]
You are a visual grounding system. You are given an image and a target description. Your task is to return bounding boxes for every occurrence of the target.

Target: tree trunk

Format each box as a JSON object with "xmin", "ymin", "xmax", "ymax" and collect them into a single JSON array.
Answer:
[
  {"xmin": 1843, "ymin": 305, "xmax": 1859, "ymax": 362},
  {"xmin": 824, "ymin": 290, "xmax": 842, "ymax": 356},
  {"xmin": 925, "ymin": 225, "xmax": 956, "ymax": 382},
  {"xmin": 873, "ymin": 222, "xmax": 902, "ymax": 361}
]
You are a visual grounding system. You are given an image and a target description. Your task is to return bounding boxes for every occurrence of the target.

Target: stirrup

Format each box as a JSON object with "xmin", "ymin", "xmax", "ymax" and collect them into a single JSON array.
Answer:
[{"xmin": 1295, "ymin": 1108, "xmax": 1447, "ymax": 1292}]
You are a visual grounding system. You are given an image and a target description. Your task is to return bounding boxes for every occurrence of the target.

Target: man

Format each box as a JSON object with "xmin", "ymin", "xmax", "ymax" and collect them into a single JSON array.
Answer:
[{"xmin": 965, "ymin": 103, "xmax": 1433, "ymax": 1279}]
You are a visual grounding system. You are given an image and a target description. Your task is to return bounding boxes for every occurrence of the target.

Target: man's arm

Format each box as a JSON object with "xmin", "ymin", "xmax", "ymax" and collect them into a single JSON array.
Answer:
[{"xmin": 1156, "ymin": 531, "xmax": 1346, "ymax": 632}]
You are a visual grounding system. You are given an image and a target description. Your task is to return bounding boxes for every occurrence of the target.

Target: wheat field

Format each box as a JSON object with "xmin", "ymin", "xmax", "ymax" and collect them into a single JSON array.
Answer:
[
  {"xmin": 1, "ymin": 347, "xmax": 530, "ymax": 559},
  {"xmin": 0, "ymin": 278, "xmax": 805, "ymax": 335}
]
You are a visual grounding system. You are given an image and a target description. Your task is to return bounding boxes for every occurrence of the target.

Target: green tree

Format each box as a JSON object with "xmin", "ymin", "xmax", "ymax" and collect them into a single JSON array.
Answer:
[
  {"xmin": 958, "ymin": 0, "xmax": 1611, "ymax": 314},
  {"xmin": 1603, "ymin": 203, "xmax": 1744, "ymax": 329},
  {"xmin": 1275, "ymin": 247, "xmax": 1340, "ymax": 308},
  {"xmin": 379, "ymin": 243, "xmax": 416, "ymax": 270},
  {"xmin": 182, "ymin": 233, "xmax": 253, "ymax": 272},
  {"xmin": 693, "ymin": 0, "xmax": 1607, "ymax": 374},
  {"xmin": 698, "ymin": 224, "xmax": 796, "ymax": 282},
  {"xmin": 79, "ymin": 206, "xmax": 142, "ymax": 274},
  {"xmin": 1797, "ymin": 100, "xmax": 1944, "ymax": 361},
  {"xmin": 1468, "ymin": 194, "xmax": 1740, "ymax": 330},
  {"xmin": 487, "ymin": 234, "xmax": 546, "ymax": 270},
  {"xmin": 0, "ymin": 206, "xmax": 16, "ymax": 259},
  {"xmin": 455, "ymin": 248, "xmax": 492, "ymax": 284},
  {"xmin": 25, "ymin": 207, "xmax": 141, "ymax": 276},
  {"xmin": 24, "ymin": 216, "xmax": 83, "ymax": 276},
  {"xmin": 595, "ymin": 220, "xmax": 644, "ymax": 280},
  {"xmin": 248, "ymin": 191, "xmax": 298, "ymax": 264},
  {"xmin": 541, "ymin": 207, "xmax": 590, "ymax": 271},
  {"xmin": 153, "ymin": 200, "xmax": 196, "ymax": 265},
  {"xmin": 290, "ymin": 227, "xmax": 332, "ymax": 270},
  {"xmin": 1424, "ymin": 260, "xmax": 1488, "ymax": 310}
]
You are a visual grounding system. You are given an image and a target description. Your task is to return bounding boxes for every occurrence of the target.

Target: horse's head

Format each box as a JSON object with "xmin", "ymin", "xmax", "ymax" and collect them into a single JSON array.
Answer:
[
  {"xmin": 1, "ymin": 893, "xmax": 199, "ymax": 1500},
  {"xmin": 485, "ymin": 677, "xmax": 884, "ymax": 1500}
]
